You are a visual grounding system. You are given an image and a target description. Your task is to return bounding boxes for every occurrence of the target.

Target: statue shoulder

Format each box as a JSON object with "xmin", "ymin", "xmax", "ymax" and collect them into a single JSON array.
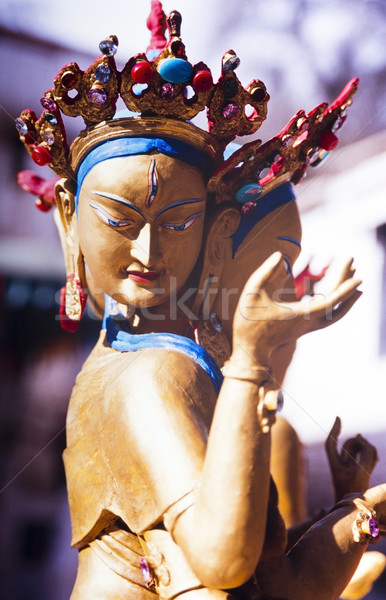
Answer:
[{"xmin": 107, "ymin": 346, "xmax": 217, "ymax": 417}]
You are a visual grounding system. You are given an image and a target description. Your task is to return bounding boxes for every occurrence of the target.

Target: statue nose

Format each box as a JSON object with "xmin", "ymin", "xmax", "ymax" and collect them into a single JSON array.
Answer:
[{"xmin": 130, "ymin": 223, "xmax": 155, "ymax": 266}]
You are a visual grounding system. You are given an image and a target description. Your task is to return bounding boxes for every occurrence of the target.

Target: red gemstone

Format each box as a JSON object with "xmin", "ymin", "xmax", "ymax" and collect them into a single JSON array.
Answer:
[
  {"xmin": 35, "ymin": 197, "xmax": 52, "ymax": 212},
  {"xmin": 32, "ymin": 145, "xmax": 53, "ymax": 166},
  {"xmin": 131, "ymin": 62, "xmax": 153, "ymax": 84},
  {"xmin": 61, "ymin": 71, "xmax": 77, "ymax": 89},
  {"xmin": 320, "ymin": 130, "xmax": 339, "ymax": 151},
  {"xmin": 193, "ymin": 70, "xmax": 213, "ymax": 92},
  {"xmin": 272, "ymin": 156, "xmax": 284, "ymax": 174}
]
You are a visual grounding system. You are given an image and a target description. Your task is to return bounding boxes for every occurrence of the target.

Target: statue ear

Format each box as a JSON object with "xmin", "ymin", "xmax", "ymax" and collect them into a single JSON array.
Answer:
[
  {"xmin": 192, "ymin": 206, "xmax": 240, "ymax": 319},
  {"xmin": 54, "ymin": 177, "xmax": 84, "ymax": 280},
  {"xmin": 54, "ymin": 178, "xmax": 89, "ymax": 328},
  {"xmin": 206, "ymin": 206, "xmax": 240, "ymax": 268},
  {"xmin": 54, "ymin": 178, "xmax": 106, "ymax": 321},
  {"xmin": 55, "ymin": 177, "xmax": 76, "ymax": 239}
]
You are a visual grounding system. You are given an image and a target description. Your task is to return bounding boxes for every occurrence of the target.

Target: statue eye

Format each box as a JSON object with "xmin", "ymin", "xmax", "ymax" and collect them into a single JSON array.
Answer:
[
  {"xmin": 163, "ymin": 212, "xmax": 202, "ymax": 231},
  {"xmin": 283, "ymin": 257, "xmax": 292, "ymax": 275},
  {"xmin": 89, "ymin": 202, "xmax": 134, "ymax": 228}
]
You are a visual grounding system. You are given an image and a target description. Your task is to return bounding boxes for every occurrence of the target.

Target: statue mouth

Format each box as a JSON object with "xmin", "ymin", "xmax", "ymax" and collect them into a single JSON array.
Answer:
[{"xmin": 127, "ymin": 270, "xmax": 160, "ymax": 283}]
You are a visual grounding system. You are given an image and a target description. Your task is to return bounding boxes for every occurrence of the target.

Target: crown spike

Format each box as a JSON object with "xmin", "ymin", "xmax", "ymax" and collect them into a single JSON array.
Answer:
[{"xmin": 167, "ymin": 10, "xmax": 182, "ymax": 38}]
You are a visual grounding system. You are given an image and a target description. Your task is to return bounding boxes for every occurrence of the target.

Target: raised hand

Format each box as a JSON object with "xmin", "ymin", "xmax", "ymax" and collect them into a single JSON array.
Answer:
[
  {"xmin": 232, "ymin": 252, "xmax": 362, "ymax": 367},
  {"xmin": 326, "ymin": 416, "xmax": 379, "ymax": 502}
]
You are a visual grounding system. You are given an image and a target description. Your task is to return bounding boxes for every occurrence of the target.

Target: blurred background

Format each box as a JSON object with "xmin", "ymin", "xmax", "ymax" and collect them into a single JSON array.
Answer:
[{"xmin": 0, "ymin": 0, "xmax": 385, "ymax": 598}]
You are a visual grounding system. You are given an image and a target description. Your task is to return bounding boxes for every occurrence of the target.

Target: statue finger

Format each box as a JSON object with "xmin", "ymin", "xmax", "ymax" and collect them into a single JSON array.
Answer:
[
  {"xmin": 305, "ymin": 286, "xmax": 362, "ymax": 332},
  {"xmin": 342, "ymin": 435, "xmax": 378, "ymax": 471},
  {"xmin": 335, "ymin": 257, "xmax": 356, "ymax": 287},
  {"xmin": 317, "ymin": 276, "xmax": 362, "ymax": 313},
  {"xmin": 327, "ymin": 290, "xmax": 363, "ymax": 326},
  {"xmin": 325, "ymin": 416, "xmax": 342, "ymax": 464},
  {"xmin": 358, "ymin": 439, "xmax": 379, "ymax": 472}
]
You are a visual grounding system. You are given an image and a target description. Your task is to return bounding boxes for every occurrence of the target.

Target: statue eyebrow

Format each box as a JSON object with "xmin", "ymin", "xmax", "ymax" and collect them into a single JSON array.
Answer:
[
  {"xmin": 154, "ymin": 198, "xmax": 205, "ymax": 220},
  {"xmin": 92, "ymin": 190, "xmax": 145, "ymax": 219},
  {"xmin": 277, "ymin": 236, "xmax": 301, "ymax": 249},
  {"xmin": 91, "ymin": 191, "xmax": 204, "ymax": 223}
]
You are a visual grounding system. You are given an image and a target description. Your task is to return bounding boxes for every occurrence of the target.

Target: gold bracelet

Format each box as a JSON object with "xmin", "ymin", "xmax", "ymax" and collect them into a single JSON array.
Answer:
[
  {"xmin": 329, "ymin": 497, "xmax": 380, "ymax": 543},
  {"xmin": 222, "ymin": 361, "xmax": 273, "ymax": 384}
]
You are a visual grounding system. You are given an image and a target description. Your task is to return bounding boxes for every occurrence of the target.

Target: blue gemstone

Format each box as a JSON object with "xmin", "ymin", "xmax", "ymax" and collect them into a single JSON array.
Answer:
[
  {"xmin": 310, "ymin": 149, "xmax": 330, "ymax": 168},
  {"xmin": 44, "ymin": 113, "xmax": 58, "ymax": 125},
  {"xmin": 223, "ymin": 55, "xmax": 240, "ymax": 73},
  {"xmin": 157, "ymin": 58, "xmax": 193, "ymax": 84},
  {"xmin": 235, "ymin": 182, "xmax": 263, "ymax": 204},
  {"xmin": 209, "ymin": 312, "xmax": 222, "ymax": 332},
  {"xmin": 222, "ymin": 78, "xmax": 238, "ymax": 98},
  {"xmin": 15, "ymin": 118, "xmax": 28, "ymax": 135},
  {"xmin": 99, "ymin": 39, "xmax": 117, "ymax": 56},
  {"xmin": 95, "ymin": 64, "xmax": 111, "ymax": 83}
]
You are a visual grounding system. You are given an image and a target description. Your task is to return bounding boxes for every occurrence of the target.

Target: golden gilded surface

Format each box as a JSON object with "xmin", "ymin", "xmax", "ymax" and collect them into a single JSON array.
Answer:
[
  {"xmin": 53, "ymin": 56, "xmax": 119, "ymax": 126},
  {"xmin": 50, "ymin": 136, "xmax": 385, "ymax": 600},
  {"xmin": 18, "ymin": 103, "xmax": 69, "ymax": 177},
  {"xmin": 64, "ymin": 276, "xmax": 83, "ymax": 320},
  {"xmin": 69, "ymin": 116, "xmax": 224, "ymax": 174},
  {"xmin": 207, "ymin": 74, "xmax": 269, "ymax": 142}
]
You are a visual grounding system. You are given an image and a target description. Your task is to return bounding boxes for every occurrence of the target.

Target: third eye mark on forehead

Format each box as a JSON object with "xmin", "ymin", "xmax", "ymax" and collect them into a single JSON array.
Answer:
[
  {"xmin": 147, "ymin": 157, "xmax": 158, "ymax": 208},
  {"xmin": 91, "ymin": 190, "xmax": 204, "ymax": 222}
]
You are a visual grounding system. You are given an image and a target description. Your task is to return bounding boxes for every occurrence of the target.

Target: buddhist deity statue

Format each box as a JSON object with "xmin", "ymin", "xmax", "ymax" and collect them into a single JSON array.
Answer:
[{"xmin": 16, "ymin": 3, "xmax": 386, "ymax": 599}]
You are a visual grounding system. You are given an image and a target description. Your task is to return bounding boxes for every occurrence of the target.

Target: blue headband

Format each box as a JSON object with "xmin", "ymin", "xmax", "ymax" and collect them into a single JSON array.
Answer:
[{"xmin": 75, "ymin": 136, "xmax": 215, "ymax": 214}]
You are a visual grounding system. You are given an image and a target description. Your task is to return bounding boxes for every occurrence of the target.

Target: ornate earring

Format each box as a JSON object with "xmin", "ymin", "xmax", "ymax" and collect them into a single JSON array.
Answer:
[
  {"xmin": 59, "ymin": 253, "xmax": 87, "ymax": 333},
  {"xmin": 59, "ymin": 273, "xmax": 87, "ymax": 333}
]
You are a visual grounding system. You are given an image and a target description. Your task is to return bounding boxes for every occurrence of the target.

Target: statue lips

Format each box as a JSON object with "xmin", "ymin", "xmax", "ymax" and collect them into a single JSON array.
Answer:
[{"xmin": 127, "ymin": 270, "xmax": 160, "ymax": 283}]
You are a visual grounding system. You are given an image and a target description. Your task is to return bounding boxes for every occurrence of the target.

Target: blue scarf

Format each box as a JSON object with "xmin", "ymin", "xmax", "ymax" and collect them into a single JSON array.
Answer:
[{"xmin": 102, "ymin": 296, "xmax": 223, "ymax": 393}]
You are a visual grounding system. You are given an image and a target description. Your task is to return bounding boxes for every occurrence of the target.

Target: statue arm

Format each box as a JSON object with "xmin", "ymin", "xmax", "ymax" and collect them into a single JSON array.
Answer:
[
  {"xmin": 104, "ymin": 347, "xmax": 272, "ymax": 589},
  {"xmin": 172, "ymin": 373, "xmax": 273, "ymax": 588},
  {"xmin": 256, "ymin": 485, "xmax": 386, "ymax": 599}
]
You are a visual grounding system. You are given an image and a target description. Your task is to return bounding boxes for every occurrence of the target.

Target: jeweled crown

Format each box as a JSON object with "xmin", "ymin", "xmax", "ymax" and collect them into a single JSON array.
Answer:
[
  {"xmin": 16, "ymin": 1, "xmax": 358, "ymax": 212},
  {"xmin": 15, "ymin": 3, "xmax": 268, "ymax": 178}
]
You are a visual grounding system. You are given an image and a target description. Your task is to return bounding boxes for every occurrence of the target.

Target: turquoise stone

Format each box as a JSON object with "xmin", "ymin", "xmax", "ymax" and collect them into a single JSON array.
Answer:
[
  {"xmin": 157, "ymin": 58, "xmax": 192, "ymax": 84},
  {"xmin": 235, "ymin": 182, "xmax": 263, "ymax": 204}
]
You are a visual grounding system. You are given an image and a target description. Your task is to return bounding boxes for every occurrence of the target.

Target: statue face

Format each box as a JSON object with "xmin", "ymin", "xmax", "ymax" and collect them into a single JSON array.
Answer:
[{"xmin": 77, "ymin": 153, "xmax": 207, "ymax": 308}]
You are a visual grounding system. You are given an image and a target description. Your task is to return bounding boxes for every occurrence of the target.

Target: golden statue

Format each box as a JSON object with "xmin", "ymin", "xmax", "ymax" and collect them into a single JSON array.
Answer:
[{"xmin": 16, "ymin": 3, "xmax": 386, "ymax": 598}]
